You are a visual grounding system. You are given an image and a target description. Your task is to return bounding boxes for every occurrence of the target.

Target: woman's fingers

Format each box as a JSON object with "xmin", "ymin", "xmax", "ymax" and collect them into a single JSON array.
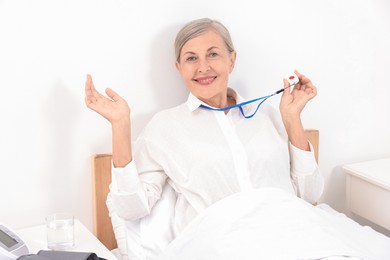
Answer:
[
  {"xmin": 86, "ymin": 74, "xmax": 103, "ymax": 102},
  {"xmin": 291, "ymin": 70, "xmax": 316, "ymax": 96},
  {"xmin": 85, "ymin": 74, "xmax": 97, "ymax": 105},
  {"xmin": 85, "ymin": 74, "xmax": 110, "ymax": 112},
  {"xmin": 105, "ymin": 87, "xmax": 121, "ymax": 102},
  {"xmin": 281, "ymin": 78, "xmax": 288, "ymax": 93},
  {"xmin": 280, "ymin": 71, "xmax": 318, "ymax": 115}
]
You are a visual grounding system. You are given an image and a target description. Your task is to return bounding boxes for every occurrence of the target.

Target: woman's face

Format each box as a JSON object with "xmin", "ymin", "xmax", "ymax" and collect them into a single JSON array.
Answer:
[{"xmin": 176, "ymin": 29, "xmax": 236, "ymax": 107}]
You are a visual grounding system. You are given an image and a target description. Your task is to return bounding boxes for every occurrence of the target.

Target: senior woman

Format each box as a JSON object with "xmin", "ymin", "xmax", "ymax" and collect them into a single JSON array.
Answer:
[{"xmin": 85, "ymin": 18, "xmax": 324, "ymax": 234}]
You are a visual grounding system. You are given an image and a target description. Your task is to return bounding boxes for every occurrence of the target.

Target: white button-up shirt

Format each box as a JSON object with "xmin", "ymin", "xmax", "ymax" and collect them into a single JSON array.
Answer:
[{"xmin": 110, "ymin": 88, "xmax": 324, "ymax": 232}]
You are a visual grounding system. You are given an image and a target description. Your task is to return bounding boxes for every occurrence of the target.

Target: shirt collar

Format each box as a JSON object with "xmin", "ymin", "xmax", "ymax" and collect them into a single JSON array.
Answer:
[{"xmin": 186, "ymin": 88, "xmax": 250, "ymax": 114}]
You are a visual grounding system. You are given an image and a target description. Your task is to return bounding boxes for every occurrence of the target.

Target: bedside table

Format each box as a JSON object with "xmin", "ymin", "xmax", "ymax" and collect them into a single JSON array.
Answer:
[
  {"xmin": 16, "ymin": 219, "xmax": 118, "ymax": 260},
  {"xmin": 343, "ymin": 157, "xmax": 390, "ymax": 231}
]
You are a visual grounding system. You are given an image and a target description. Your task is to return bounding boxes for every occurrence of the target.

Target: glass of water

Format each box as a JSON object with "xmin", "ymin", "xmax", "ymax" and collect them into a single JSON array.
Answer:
[{"xmin": 46, "ymin": 213, "xmax": 74, "ymax": 250}]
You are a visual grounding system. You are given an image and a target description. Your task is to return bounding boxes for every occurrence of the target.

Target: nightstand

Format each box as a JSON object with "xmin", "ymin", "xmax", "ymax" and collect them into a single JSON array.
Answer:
[
  {"xmin": 16, "ymin": 219, "xmax": 118, "ymax": 260},
  {"xmin": 343, "ymin": 157, "xmax": 390, "ymax": 231}
]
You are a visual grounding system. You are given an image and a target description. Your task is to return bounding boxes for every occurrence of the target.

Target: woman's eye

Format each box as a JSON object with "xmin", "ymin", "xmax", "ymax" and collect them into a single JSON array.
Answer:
[
  {"xmin": 209, "ymin": 52, "xmax": 218, "ymax": 57},
  {"xmin": 186, "ymin": 56, "xmax": 197, "ymax": 62}
]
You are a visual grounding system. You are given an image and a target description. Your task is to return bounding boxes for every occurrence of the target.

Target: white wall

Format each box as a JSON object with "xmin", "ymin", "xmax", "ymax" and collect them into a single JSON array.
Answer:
[{"xmin": 1, "ymin": 0, "xmax": 389, "ymax": 232}]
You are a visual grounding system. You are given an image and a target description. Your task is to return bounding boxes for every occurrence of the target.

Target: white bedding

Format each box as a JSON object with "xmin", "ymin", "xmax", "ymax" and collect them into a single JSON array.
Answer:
[
  {"xmin": 107, "ymin": 182, "xmax": 177, "ymax": 260},
  {"xmin": 108, "ymin": 187, "xmax": 390, "ymax": 260},
  {"xmin": 156, "ymin": 188, "xmax": 390, "ymax": 260}
]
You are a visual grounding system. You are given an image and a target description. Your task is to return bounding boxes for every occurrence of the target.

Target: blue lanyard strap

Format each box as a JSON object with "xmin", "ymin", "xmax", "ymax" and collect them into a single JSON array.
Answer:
[{"xmin": 199, "ymin": 85, "xmax": 294, "ymax": 119}]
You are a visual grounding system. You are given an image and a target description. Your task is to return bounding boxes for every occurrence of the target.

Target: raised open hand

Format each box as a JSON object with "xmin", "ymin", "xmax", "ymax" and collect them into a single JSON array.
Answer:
[{"xmin": 84, "ymin": 74, "xmax": 130, "ymax": 124}]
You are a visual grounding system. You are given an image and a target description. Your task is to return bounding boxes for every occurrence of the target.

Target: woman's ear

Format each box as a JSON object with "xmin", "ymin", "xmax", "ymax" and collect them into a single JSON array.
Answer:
[
  {"xmin": 175, "ymin": 61, "xmax": 182, "ymax": 75},
  {"xmin": 229, "ymin": 51, "xmax": 237, "ymax": 73}
]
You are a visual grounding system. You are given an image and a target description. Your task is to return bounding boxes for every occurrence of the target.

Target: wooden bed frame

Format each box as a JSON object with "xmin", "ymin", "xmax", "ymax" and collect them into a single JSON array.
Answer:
[{"xmin": 91, "ymin": 129, "xmax": 319, "ymax": 250}]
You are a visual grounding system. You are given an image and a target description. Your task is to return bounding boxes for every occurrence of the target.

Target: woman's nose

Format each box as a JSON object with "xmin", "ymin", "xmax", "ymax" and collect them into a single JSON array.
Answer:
[{"xmin": 197, "ymin": 59, "xmax": 210, "ymax": 73}]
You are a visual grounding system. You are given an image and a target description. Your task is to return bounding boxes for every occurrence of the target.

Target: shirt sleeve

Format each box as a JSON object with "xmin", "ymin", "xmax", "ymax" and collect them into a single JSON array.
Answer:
[
  {"xmin": 109, "ymin": 159, "xmax": 167, "ymax": 220},
  {"xmin": 289, "ymin": 142, "xmax": 324, "ymax": 204}
]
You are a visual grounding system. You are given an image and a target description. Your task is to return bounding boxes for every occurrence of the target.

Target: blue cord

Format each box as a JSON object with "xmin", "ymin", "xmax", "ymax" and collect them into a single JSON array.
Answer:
[{"xmin": 199, "ymin": 85, "xmax": 292, "ymax": 119}]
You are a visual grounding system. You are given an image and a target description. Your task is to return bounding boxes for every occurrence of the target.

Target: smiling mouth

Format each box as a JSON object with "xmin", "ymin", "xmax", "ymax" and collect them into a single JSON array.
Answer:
[{"xmin": 194, "ymin": 76, "xmax": 217, "ymax": 85}]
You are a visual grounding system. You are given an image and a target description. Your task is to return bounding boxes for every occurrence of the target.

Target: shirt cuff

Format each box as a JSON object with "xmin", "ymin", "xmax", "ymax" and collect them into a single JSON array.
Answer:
[
  {"xmin": 289, "ymin": 141, "xmax": 318, "ymax": 176},
  {"xmin": 112, "ymin": 160, "xmax": 141, "ymax": 193}
]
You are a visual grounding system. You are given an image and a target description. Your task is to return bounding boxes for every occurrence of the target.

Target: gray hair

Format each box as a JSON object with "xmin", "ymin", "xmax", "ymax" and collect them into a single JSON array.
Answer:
[{"xmin": 174, "ymin": 18, "xmax": 235, "ymax": 63}]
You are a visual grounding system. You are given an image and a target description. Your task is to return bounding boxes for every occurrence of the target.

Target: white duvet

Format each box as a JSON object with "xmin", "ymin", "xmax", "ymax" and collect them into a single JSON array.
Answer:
[{"xmin": 156, "ymin": 188, "xmax": 390, "ymax": 260}]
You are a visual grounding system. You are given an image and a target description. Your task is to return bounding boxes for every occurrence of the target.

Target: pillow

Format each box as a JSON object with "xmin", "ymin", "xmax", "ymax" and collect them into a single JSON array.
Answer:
[{"xmin": 107, "ymin": 183, "xmax": 177, "ymax": 260}]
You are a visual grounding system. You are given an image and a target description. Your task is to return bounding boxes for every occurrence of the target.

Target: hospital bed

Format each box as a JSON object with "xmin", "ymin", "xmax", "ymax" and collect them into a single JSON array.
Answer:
[{"xmin": 91, "ymin": 129, "xmax": 390, "ymax": 260}]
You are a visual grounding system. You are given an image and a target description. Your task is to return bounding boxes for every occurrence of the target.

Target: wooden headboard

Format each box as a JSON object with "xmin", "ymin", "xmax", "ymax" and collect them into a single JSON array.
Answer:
[
  {"xmin": 91, "ymin": 154, "xmax": 117, "ymax": 250},
  {"xmin": 91, "ymin": 129, "xmax": 319, "ymax": 250},
  {"xmin": 305, "ymin": 129, "xmax": 319, "ymax": 163}
]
